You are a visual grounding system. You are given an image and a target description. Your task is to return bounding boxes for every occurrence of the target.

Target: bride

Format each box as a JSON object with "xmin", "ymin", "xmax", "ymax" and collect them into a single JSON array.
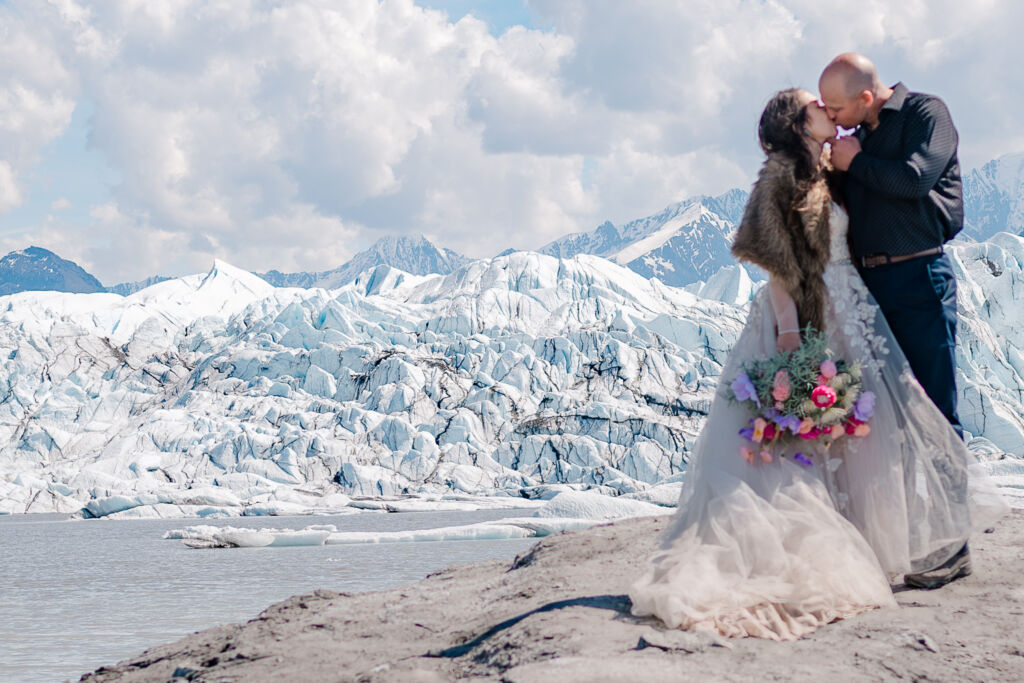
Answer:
[{"xmin": 628, "ymin": 88, "xmax": 1008, "ymax": 640}]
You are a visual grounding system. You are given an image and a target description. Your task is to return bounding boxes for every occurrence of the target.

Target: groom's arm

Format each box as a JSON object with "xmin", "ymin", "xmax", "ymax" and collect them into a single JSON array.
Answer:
[{"xmin": 843, "ymin": 98, "xmax": 958, "ymax": 199}]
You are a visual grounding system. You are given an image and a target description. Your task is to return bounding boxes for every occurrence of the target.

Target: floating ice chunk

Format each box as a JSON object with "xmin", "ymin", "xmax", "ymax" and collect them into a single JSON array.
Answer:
[
  {"xmin": 166, "ymin": 513, "xmax": 599, "ymax": 549},
  {"xmin": 171, "ymin": 493, "xmax": 664, "ymax": 548},
  {"xmin": 241, "ymin": 501, "xmax": 312, "ymax": 516},
  {"xmin": 325, "ymin": 523, "xmax": 534, "ymax": 545},
  {"xmin": 164, "ymin": 525, "xmax": 224, "ymax": 540},
  {"xmin": 166, "ymin": 524, "xmax": 333, "ymax": 548},
  {"xmin": 215, "ymin": 530, "xmax": 276, "ymax": 548},
  {"xmin": 224, "ymin": 528, "xmax": 331, "ymax": 547},
  {"xmin": 483, "ymin": 516, "xmax": 599, "ymax": 536},
  {"xmin": 534, "ymin": 490, "xmax": 667, "ymax": 520}
]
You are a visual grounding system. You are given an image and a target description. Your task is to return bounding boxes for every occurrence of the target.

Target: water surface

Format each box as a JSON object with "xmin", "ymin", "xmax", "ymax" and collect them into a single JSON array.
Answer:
[{"xmin": 0, "ymin": 509, "xmax": 538, "ymax": 682}]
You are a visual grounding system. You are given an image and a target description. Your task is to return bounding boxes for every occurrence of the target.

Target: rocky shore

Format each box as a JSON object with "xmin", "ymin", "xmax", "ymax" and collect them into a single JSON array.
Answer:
[{"xmin": 81, "ymin": 510, "xmax": 1024, "ymax": 682}]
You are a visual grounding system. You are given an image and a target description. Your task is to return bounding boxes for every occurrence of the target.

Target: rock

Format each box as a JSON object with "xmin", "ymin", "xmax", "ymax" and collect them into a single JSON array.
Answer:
[
  {"xmin": 636, "ymin": 627, "xmax": 733, "ymax": 652},
  {"xmin": 901, "ymin": 630, "xmax": 941, "ymax": 653}
]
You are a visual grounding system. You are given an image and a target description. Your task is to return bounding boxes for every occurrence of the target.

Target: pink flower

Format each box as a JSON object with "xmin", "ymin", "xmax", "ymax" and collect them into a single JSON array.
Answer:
[
  {"xmin": 771, "ymin": 370, "xmax": 791, "ymax": 402},
  {"xmin": 760, "ymin": 449, "xmax": 773, "ymax": 463},
  {"xmin": 763, "ymin": 423, "xmax": 778, "ymax": 442},
  {"xmin": 752, "ymin": 418, "xmax": 768, "ymax": 443},
  {"xmin": 811, "ymin": 385, "xmax": 837, "ymax": 409},
  {"xmin": 830, "ymin": 424, "xmax": 845, "ymax": 440},
  {"xmin": 844, "ymin": 416, "xmax": 864, "ymax": 435},
  {"xmin": 799, "ymin": 427, "xmax": 823, "ymax": 440},
  {"xmin": 798, "ymin": 417, "xmax": 816, "ymax": 435},
  {"xmin": 853, "ymin": 423, "xmax": 871, "ymax": 437},
  {"xmin": 740, "ymin": 446, "xmax": 755, "ymax": 463},
  {"xmin": 819, "ymin": 360, "xmax": 838, "ymax": 379}
]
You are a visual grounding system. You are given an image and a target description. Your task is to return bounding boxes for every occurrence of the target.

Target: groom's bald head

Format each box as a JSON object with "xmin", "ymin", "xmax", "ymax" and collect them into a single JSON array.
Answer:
[
  {"xmin": 821, "ymin": 53, "xmax": 882, "ymax": 98},
  {"xmin": 819, "ymin": 53, "xmax": 885, "ymax": 128}
]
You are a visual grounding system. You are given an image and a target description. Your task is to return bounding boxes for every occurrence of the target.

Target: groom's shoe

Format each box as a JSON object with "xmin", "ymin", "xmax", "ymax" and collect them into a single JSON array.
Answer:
[{"xmin": 904, "ymin": 543, "xmax": 971, "ymax": 590}]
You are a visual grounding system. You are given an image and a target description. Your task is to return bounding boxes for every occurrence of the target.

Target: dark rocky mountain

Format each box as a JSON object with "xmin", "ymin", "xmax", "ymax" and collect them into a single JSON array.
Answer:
[{"xmin": 0, "ymin": 246, "xmax": 104, "ymax": 296}]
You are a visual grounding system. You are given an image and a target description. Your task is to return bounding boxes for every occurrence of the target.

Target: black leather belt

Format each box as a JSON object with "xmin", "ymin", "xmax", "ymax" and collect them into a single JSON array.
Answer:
[{"xmin": 859, "ymin": 246, "xmax": 943, "ymax": 269}]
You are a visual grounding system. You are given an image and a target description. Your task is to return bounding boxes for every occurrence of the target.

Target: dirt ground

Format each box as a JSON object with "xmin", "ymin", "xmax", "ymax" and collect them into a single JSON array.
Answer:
[{"xmin": 80, "ymin": 510, "xmax": 1024, "ymax": 682}]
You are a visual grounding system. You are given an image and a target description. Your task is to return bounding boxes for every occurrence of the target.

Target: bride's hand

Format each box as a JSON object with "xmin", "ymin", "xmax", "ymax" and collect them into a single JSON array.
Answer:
[{"xmin": 777, "ymin": 331, "xmax": 801, "ymax": 353}]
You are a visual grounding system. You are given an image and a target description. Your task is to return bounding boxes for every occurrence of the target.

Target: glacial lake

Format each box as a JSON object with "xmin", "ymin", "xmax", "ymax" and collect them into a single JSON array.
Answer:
[{"xmin": 0, "ymin": 508, "xmax": 540, "ymax": 683}]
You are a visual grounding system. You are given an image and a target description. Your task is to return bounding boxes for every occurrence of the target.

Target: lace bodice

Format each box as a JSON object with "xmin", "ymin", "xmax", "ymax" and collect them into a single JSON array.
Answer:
[
  {"xmin": 829, "ymin": 202, "xmax": 851, "ymax": 263},
  {"xmin": 822, "ymin": 203, "xmax": 888, "ymax": 370}
]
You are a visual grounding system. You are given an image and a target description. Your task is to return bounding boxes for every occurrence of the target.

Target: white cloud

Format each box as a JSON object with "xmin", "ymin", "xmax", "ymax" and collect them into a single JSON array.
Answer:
[
  {"xmin": 0, "ymin": 6, "xmax": 78, "ymax": 214},
  {"xmin": 1, "ymin": 0, "xmax": 1023, "ymax": 282},
  {"xmin": 50, "ymin": 197, "xmax": 72, "ymax": 211},
  {"xmin": 0, "ymin": 162, "xmax": 22, "ymax": 213}
]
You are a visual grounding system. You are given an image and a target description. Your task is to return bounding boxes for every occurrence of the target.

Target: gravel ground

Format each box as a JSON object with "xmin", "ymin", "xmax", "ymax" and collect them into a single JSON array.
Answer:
[{"xmin": 79, "ymin": 510, "xmax": 1024, "ymax": 682}]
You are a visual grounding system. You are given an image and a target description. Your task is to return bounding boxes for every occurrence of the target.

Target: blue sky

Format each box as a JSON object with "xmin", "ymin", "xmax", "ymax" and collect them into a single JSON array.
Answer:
[
  {"xmin": 420, "ymin": 0, "xmax": 535, "ymax": 33},
  {"xmin": 1, "ymin": 100, "xmax": 120, "ymax": 238},
  {"xmin": 2, "ymin": 0, "xmax": 1022, "ymax": 284}
]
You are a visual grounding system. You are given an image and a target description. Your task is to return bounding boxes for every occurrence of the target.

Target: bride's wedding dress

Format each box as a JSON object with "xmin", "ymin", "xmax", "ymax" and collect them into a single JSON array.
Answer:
[{"xmin": 629, "ymin": 204, "xmax": 1007, "ymax": 640}]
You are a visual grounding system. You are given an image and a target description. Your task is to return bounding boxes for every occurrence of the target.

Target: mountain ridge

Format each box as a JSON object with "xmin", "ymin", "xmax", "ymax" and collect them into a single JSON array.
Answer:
[{"xmin": 4, "ymin": 153, "xmax": 1023, "ymax": 297}]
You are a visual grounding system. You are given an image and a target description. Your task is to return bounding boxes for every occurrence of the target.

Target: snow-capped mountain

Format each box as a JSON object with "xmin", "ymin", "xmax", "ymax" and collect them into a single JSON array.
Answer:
[
  {"xmin": 258, "ymin": 235, "xmax": 469, "ymax": 288},
  {"xmin": 962, "ymin": 152, "xmax": 1024, "ymax": 241},
  {"xmin": 0, "ymin": 246, "xmax": 105, "ymax": 295},
  {"xmin": 2, "ymin": 235, "xmax": 1023, "ymax": 517},
  {"xmin": 538, "ymin": 189, "xmax": 754, "ymax": 288}
]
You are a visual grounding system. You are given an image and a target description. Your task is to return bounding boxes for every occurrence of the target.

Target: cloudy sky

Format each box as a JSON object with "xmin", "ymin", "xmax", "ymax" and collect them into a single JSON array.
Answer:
[{"xmin": 1, "ymin": 0, "xmax": 1021, "ymax": 285}]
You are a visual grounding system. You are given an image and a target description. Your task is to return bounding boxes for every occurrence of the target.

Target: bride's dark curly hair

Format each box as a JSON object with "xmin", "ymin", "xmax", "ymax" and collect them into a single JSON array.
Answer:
[
  {"xmin": 758, "ymin": 88, "xmax": 818, "ymax": 182},
  {"xmin": 757, "ymin": 87, "xmax": 843, "ymax": 206}
]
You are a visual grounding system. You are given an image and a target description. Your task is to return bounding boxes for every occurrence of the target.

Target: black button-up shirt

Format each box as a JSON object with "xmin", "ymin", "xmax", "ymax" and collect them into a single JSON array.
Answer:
[{"xmin": 843, "ymin": 82, "xmax": 963, "ymax": 258}]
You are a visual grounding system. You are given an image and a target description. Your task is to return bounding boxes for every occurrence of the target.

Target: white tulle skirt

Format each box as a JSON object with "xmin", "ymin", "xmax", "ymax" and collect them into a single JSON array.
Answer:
[{"xmin": 629, "ymin": 258, "xmax": 1008, "ymax": 640}]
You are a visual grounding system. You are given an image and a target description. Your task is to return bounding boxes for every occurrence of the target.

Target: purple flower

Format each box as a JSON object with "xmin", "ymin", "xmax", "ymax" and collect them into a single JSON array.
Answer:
[
  {"xmin": 853, "ymin": 391, "xmax": 876, "ymax": 422},
  {"xmin": 738, "ymin": 426, "xmax": 755, "ymax": 441},
  {"xmin": 793, "ymin": 453, "xmax": 814, "ymax": 467},
  {"xmin": 731, "ymin": 372, "xmax": 760, "ymax": 407},
  {"xmin": 775, "ymin": 414, "xmax": 802, "ymax": 434}
]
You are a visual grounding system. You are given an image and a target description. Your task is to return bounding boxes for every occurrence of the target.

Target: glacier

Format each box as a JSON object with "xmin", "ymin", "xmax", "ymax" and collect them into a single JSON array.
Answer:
[
  {"xmin": 2, "ymin": 236, "xmax": 1023, "ymax": 518},
  {"xmin": 961, "ymin": 152, "xmax": 1024, "ymax": 241}
]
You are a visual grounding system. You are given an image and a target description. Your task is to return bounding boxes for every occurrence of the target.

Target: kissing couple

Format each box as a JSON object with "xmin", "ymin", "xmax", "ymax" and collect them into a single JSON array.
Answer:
[{"xmin": 629, "ymin": 52, "xmax": 1009, "ymax": 640}]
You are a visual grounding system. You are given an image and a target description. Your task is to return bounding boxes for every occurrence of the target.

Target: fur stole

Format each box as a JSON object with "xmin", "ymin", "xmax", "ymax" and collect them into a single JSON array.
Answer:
[{"xmin": 731, "ymin": 152, "xmax": 832, "ymax": 333}]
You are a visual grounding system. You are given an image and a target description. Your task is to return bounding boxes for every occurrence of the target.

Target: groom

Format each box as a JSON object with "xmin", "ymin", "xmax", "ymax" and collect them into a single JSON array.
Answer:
[{"xmin": 818, "ymin": 53, "xmax": 969, "ymax": 589}]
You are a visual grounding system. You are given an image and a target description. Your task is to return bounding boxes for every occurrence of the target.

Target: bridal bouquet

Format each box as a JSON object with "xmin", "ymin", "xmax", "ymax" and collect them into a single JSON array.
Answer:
[{"xmin": 728, "ymin": 327, "xmax": 875, "ymax": 465}]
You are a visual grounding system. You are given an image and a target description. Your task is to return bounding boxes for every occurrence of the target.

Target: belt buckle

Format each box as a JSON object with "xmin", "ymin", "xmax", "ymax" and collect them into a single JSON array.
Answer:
[{"xmin": 862, "ymin": 254, "xmax": 889, "ymax": 268}]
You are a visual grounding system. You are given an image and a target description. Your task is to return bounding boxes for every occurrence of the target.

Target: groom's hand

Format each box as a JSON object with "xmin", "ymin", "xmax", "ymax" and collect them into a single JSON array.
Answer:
[{"xmin": 830, "ymin": 136, "xmax": 861, "ymax": 171}]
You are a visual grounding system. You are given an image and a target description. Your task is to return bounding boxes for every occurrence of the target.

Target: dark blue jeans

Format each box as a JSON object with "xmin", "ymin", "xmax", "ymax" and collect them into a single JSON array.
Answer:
[{"xmin": 858, "ymin": 252, "xmax": 963, "ymax": 438}]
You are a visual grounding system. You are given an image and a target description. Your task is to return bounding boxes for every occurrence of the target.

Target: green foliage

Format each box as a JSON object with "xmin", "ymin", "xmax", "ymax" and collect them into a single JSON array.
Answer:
[{"xmin": 728, "ymin": 325, "xmax": 866, "ymax": 451}]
